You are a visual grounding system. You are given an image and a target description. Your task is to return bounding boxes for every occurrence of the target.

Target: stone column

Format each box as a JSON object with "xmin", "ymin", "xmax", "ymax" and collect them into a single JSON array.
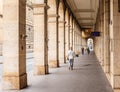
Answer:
[
  {"xmin": 65, "ymin": 25, "xmax": 68, "ymax": 56},
  {"xmin": 77, "ymin": 29, "xmax": 79, "ymax": 53},
  {"xmin": 2, "ymin": 0, "xmax": 27, "ymax": 89},
  {"xmin": 59, "ymin": 21, "xmax": 64, "ymax": 63},
  {"xmin": 75, "ymin": 30, "xmax": 78, "ymax": 53},
  {"xmin": 58, "ymin": 2, "xmax": 64, "ymax": 64},
  {"xmin": 68, "ymin": 14, "xmax": 70, "ymax": 50},
  {"xmin": 63, "ymin": 8, "xmax": 66, "ymax": 63},
  {"xmin": 65, "ymin": 9, "xmax": 69, "ymax": 58},
  {"xmin": 0, "ymin": 14, "xmax": 2, "ymax": 56},
  {"xmin": 48, "ymin": 0, "xmax": 59, "ymax": 68},
  {"xmin": 100, "ymin": 0, "xmax": 104, "ymax": 67},
  {"xmin": 78, "ymin": 33, "xmax": 81, "ymax": 53},
  {"xmin": 0, "ymin": 0, "xmax": 2, "ymax": 56},
  {"xmin": 103, "ymin": 0, "xmax": 110, "ymax": 74},
  {"xmin": 73, "ymin": 23, "xmax": 76, "ymax": 52},
  {"xmin": 80, "ymin": 31, "xmax": 82, "ymax": 52},
  {"xmin": 69, "ymin": 16, "xmax": 72, "ymax": 48},
  {"xmin": 71, "ymin": 18, "xmax": 73, "ymax": 48},
  {"xmin": 110, "ymin": 0, "xmax": 120, "ymax": 91},
  {"xmin": 33, "ymin": 1, "xmax": 49, "ymax": 75},
  {"xmin": 48, "ymin": 14, "xmax": 59, "ymax": 67},
  {"xmin": 73, "ymin": 21, "xmax": 75, "ymax": 51}
]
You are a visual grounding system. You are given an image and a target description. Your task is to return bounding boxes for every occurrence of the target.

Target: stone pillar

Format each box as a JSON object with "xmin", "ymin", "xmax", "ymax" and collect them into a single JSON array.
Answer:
[
  {"xmin": 103, "ymin": 0, "xmax": 110, "ymax": 74},
  {"xmin": 78, "ymin": 32, "xmax": 81, "ymax": 52},
  {"xmin": 71, "ymin": 18, "xmax": 73, "ymax": 48},
  {"xmin": 76, "ymin": 27, "xmax": 79, "ymax": 53},
  {"xmin": 73, "ymin": 23, "xmax": 76, "ymax": 52},
  {"xmin": 58, "ymin": 21, "xmax": 64, "ymax": 63},
  {"xmin": 33, "ymin": 1, "xmax": 49, "ymax": 75},
  {"xmin": 65, "ymin": 9, "xmax": 69, "ymax": 58},
  {"xmin": 63, "ymin": 8, "xmax": 66, "ymax": 63},
  {"xmin": 48, "ymin": 0, "xmax": 59, "ymax": 68},
  {"xmin": 2, "ymin": 0, "xmax": 27, "ymax": 89},
  {"xmin": 75, "ymin": 29, "xmax": 78, "ymax": 53},
  {"xmin": 73, "ymin": 21, "xmax": 75, "ymax": 51},
  {"xmin": 0, "ymin": 0, "xmax": 3, "ymax": 56},
  {"xmin": 100, "ymin": 0, "xmax": 104, "ymax": 67},
  {"xmin": 110, "ymin": 0, "xmax": 120, "ymax": 91},
  {"xmin": 68, "ymin": 14, "xmax": 70, "ymax": 50},
  {"xmin": 0, "ymin": 14, "xmax": 2, "ymax": 56},
  {"xmin": 58, "ymin": 2, "xmax": 64, "ymax": 64},
  {"xmin": 70, "ymin": 16, "xmax": 73, "ymax": 48},
  {"xmin": 80, "ymin": 31, "xmax": 82, "ymax": 52}
]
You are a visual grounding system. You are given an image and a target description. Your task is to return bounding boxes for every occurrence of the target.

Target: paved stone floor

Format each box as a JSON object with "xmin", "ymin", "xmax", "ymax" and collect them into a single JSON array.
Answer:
[{"xmin": 0, "ymin": 52, "xmax": 113, "ymax": 92}]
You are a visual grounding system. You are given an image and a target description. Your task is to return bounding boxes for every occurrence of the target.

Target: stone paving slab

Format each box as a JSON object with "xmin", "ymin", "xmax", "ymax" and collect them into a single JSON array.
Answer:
[{"xmin": 0, "ymin": 52, "xmax": 113, "ymax": 92}]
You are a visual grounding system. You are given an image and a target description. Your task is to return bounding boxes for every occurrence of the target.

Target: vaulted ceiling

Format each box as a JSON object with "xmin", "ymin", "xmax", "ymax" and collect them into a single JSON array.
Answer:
[{"xmin": 66, "ymin": 0, "xmax": 99, "ymax": 29}]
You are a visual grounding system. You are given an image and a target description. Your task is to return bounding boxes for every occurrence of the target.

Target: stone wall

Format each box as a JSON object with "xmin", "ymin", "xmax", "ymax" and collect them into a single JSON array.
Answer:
[
  {"xmin": 0, "ymin": 0, "xmax": 34, "ymax": 55},
  {"xmin": 26, "ymin": 0, "xmax": 34, "ymax": 53}
]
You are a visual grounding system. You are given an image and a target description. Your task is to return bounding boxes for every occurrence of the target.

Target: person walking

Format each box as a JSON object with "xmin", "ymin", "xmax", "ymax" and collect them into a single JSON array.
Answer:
[
  {"xmin": 67, "ymin": 47, "xmax": 75, "ymax": 70},
  {"xmin": 87, "ymin": 47, "xmax": 90, "ymax": 54},
  {"xmin": 81, "ymin": 47, "xmax": 84, "ymax": 55}
]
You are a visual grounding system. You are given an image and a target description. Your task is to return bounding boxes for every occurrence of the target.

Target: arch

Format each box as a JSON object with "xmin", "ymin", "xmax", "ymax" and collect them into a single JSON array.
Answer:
[
  {"xmin": 48, "ymin": 0, "xmax": 57, "ymax": 14},
  {"xmin": 58, "ymin": 1, "xmax": 64, "ymax": 21},
  {"xmin": 87, "ymin": 38, "xmax": 94, "ymax": 51},
  {"xmin": 65, "ymin": 8, "xmax": 69, "ymax": 25}
]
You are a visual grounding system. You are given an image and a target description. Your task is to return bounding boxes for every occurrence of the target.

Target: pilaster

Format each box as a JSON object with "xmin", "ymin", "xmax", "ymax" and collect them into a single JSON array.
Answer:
[
  {"xmin": 110, "ymin": 0, "xmax": 120, "ymax": 91},
  {"xmin": 33, "ymin": 3, "xmax": 49, "ymax": 75},
  {"xmin": 59, "ymin": 20, "xmax": 65, "ymax": 63},
  {"xmin": 0, "ymin": 14, "xmax": 2, "ymax": 56},
  {"xmin": 48, "ymin": 14, "xmax": 59, "ymax": 68},
  {"xmin": 2, "ymin": 0, "xmax": 27, "ymax": 89},
  {"xmin": 103, "ymin": 0, "xmax": 110, "ymax": 74}
]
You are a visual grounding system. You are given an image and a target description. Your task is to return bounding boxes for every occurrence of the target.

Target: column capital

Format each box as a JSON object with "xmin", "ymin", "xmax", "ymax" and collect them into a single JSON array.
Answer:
[
  {"xmin": 33, "ymin": 4, "xmax": 49, "ymax": 15},
  {"xmin": 33, "ymin": 3, "xmax": 50, "ymax": 9},
  {"xmin": 48, "ymin": 14, "xmax": 60, "ymax": 18}
]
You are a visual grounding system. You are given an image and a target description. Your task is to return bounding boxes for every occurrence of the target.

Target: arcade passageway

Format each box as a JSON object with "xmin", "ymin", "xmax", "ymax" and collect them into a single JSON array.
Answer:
[
  {"xmin": 0, "ymin": 53, "xmax": 114, "ymax": 92},
  {"xmin": 0, "ymin": 0, "xmax": 119, "ymax": 92}
]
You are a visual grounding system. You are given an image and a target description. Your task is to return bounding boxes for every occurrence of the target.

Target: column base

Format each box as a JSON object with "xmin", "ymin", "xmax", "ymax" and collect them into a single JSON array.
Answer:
[
  {"xmin": 49, "ymin": 60, "xmax": 59, "ymax": 68},
  {"xmin": 104, "ymin": 64, "xmax": 110, "ymax": 73},
  {"xmin": 106, "ymin": 73, "xmax": 111, "ymax": 82},
  {"xmin": 114, "ymin": 89, "xmax": 120, "ymax": 92},
  {"xmin": 2, "ymin": 73, "xmax": 27, "ymax": 90},
  {"xmin": 34, "ymin": 65, "xmax": 49, "ymax": 75}
]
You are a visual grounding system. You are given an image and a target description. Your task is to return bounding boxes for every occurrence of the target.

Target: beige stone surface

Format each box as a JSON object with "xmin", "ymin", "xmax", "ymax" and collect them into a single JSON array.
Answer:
[
  {"xmin": 114, "ymin": 89, "xmax": 120, "ymax": 92},
  {"xmin": 48, "ymin": 19, "xmax": 59, "ymax": 67},
  {"xmin": 48, "ymin": 0, "xmax": 59, "ymax": 67},
  {"xmin": 2, "ymin": 73, "xmax": 27, "ymax": 90},
  {"xmin": 49, "ymin": 60, "xmax": 59, "ymax": 68},
  {"xmin": 0, "ymin": 16, "xmax": 2, "ymax": 55},
  {"xmin": 2, "ymin": 0, "xmax": 27, "ymax": 89},
  {"xmin": 48, "ymin": 0, "xmax": 56, "ymax": 15},
  {"xmin": 33, "ymin": 3, "xmax": 48, "ymax": 75},
  {"xmin": 59, "ymin": 22, "xmax": 64, "ymax": 63},
  {"xmin": 34, "ymin": 65, "xmax": 47, "ymax": 75},
  {"xmin": 114, "ymin": 75, "xmax": 120, "ymax": 88}
]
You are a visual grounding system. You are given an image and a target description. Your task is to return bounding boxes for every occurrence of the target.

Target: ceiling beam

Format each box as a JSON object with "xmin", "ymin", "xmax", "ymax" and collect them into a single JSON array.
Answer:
[
  {"xmin": 77, "ymin": 17, "xmax": 94, "ymax": 20},
  {"xmin": 80, "ymin": 23, "xmax": 94, "ymax": 26},
  {"xmin": 74, "ymin": 9, "xmax": 95, "ymax": 13}
]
